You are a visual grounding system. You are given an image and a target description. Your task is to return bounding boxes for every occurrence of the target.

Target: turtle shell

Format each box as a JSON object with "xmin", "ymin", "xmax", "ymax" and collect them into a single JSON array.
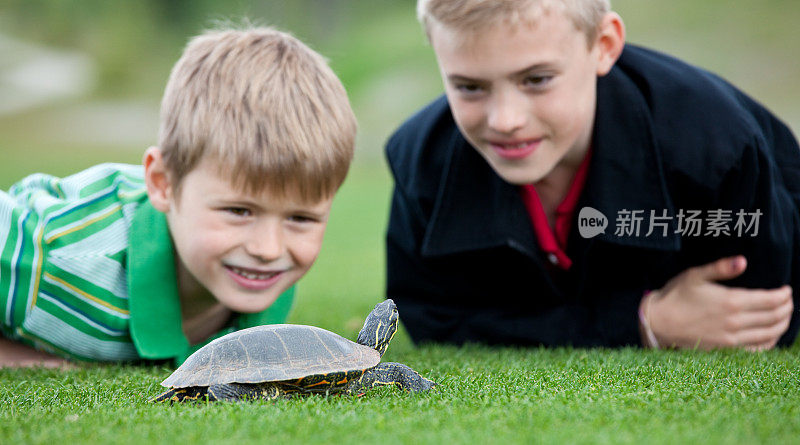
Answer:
[{"xmin": 162, "ymin": 324, "xmax": 381, "ymax": 388}]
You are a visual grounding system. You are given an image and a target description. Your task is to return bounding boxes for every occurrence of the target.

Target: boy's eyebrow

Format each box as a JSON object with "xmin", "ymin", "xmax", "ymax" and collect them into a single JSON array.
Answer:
[
  {"xmin": 446, "ymin": 62, "xmax": 555, "ymax": 83},
  {"xmin": 291, "ymin": 208, "xmax": 330, "ymax": 218},
  {"xmin": 214, "ymin": 196, "xmax": 330, "ymax": 216},
  {"xmin": 511, "ymin": 62, "xmax": 555, "ymax": 76}
]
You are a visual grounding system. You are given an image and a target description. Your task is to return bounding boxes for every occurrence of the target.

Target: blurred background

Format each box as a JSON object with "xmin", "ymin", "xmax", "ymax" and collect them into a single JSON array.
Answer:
[{"xmin": 1, "ymin": 0, "xmax": 798, "ymax": 342}]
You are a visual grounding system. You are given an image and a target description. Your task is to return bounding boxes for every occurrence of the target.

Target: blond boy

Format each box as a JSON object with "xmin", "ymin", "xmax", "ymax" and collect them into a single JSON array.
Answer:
[
  {"xmin": 0, "ymin": 27, "xmax": 356, "ymax": 366},
  {"xmin": 385, "ymin": 0, "xmax": 798, "ymax": 349}
]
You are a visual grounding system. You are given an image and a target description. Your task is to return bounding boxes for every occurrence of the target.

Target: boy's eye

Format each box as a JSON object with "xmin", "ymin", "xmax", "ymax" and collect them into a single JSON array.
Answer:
[
  {"xmin": 225, "ymin": 207, "xmax": 252, "ymax": 217},
  {"xmin": 453, "ymin": 82, "xmax": 485, "ymax": 95},
  {"xmin": 522, "ymin": 74, "xmax": 553, "ymax": 89},
  {"xmin": 288, "ymin": 215, "xmax": 317, "ymax": 224}
]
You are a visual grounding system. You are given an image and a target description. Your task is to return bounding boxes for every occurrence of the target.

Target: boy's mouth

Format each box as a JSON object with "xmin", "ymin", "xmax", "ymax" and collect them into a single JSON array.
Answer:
[
  {"xmin": 225, "ymin": 265, "xmax": 283, "ymax": 281},
  {"xmin": 224, "ymin": 264, "xmax": 285, "ymax": 291},
  {"xmin": 489, "ymin": 139, "xmax": 541, "ymax": 160}
]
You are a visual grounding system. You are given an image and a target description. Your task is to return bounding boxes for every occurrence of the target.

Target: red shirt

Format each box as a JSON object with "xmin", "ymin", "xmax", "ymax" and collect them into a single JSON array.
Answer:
[{"xmin": 519, "ymin": 149, "xmax": 593, "ymax": 270}]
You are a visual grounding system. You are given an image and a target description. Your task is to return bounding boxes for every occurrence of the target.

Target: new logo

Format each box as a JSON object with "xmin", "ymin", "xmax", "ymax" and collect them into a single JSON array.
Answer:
[{"xmin": 578, "ymin": 207, "xmax": 607, "ymax": 239}]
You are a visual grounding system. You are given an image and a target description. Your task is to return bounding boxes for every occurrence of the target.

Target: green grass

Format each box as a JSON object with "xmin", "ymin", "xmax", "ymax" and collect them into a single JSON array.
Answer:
[{"xmin": 2, "ymin": 347, "xmax": 800, "ymax": 444}]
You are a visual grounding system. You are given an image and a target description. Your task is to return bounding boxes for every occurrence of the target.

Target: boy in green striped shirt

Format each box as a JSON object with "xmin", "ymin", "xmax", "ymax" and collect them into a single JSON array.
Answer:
[{"xmin": 0, "ymin": 27, "xmax": 356, "ymax": 366}]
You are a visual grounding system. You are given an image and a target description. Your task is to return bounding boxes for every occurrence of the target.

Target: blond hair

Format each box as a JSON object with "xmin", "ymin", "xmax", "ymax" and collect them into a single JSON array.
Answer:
[
  {"xmin": 158, "ymin": 27, "xmax": 356, "ymax": 202},
  {"xmin": 417, "ymin": 0, "xmax": 611, "ymax": 45}
]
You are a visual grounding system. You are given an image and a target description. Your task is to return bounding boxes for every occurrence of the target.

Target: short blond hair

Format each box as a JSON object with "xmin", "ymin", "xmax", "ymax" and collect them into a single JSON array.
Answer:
[
  {"xmin": 417, "ymin": 0, "xmax": 611, "ymax": 45},
  {"xmin": 158, "ymin": 27, "xmax": 356, "ymax": 202}
]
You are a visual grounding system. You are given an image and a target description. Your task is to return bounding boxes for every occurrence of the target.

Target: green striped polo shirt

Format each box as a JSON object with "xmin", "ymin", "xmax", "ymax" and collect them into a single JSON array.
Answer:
[{"xmin": 0, "ymin": 163, "xmax": 294, "ymax": 364}]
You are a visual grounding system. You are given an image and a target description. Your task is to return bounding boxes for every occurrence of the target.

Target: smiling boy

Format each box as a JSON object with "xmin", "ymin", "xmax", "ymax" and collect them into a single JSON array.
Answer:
[
  {"xmin": 0, "ymin": 27, "xmax": 356, "ymax": 366},
  {"xmin": 385, "ymin": 0, "xmax": 799, "ymax": 349}
]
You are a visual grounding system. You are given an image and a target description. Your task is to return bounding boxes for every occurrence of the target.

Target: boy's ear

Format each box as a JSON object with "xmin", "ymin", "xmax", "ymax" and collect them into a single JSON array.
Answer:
[
  {"xmin": 594, "ymin": 12, "xmax": 626, "ymax": 76},
  {"xmin": 143, "ymin": 146, "xmax": 173, "ymax": 212}
]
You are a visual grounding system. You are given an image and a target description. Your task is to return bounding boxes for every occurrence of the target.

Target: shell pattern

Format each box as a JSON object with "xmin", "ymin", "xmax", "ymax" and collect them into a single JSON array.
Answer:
[{"xmin": 162, "ymin": 324, "xmax": 381, "ymax": 388}]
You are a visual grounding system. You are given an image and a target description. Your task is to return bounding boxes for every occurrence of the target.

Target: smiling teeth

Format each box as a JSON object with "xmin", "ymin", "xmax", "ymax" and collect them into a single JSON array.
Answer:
[
  {"xmin": 229, "ymin": 266, "xmax": 279, "ymax": 280},
  {"xmin": 500, "ymin": 142, "xmax": 530, "ymax": 150},
  {"xmin": 497, "ymin": 142, "xmax": 530, "ymax": 150}
]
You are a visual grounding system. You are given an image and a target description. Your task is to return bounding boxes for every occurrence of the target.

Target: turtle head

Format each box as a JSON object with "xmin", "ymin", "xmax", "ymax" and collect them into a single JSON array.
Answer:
[{"xmin": 356, "ymin": 299, "xmax": 399, "ymax": 356}]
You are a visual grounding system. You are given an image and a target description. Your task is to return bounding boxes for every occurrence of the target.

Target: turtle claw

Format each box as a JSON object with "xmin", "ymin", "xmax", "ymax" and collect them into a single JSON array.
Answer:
[
  {"xmin": 404, "ymin": 373, "xmax": 436, "ymax": 393},
  {"xmin": 412, "ymin": 376, "xmax": 436, "ymax": 393}
]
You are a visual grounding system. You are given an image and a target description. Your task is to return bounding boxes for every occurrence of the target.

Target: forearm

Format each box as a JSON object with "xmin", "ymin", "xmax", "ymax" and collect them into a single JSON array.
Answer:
[
  {"xmin": 0, "ymin": 337, "xmax": 73, "ymax": 368},
  {"xmin": 640, "ymin": 256, "xmax": 795, "ymax": 350}
]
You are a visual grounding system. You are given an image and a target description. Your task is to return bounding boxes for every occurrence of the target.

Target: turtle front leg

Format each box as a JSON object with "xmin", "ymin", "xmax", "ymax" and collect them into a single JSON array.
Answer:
[
  {"xmin": 207, "ymin": 382, "xmax": 287, "ymax": 402},
  {"xmin": 345, "ymin": 362, "xmax": 436, "ymax": 395},
  {"xmin": 151, "ymin": 386, "xmax": 210, "ymax": 403}
]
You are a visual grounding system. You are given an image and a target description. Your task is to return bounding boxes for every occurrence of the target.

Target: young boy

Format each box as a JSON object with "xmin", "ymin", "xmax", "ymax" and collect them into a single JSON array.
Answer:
[
  {"xmin": 385, "ymin": 0, "xmax": 799, "ymax": 350},
  {"xmin": 0, "ymin": 27, "xmax": 357, "ymax": 366}
]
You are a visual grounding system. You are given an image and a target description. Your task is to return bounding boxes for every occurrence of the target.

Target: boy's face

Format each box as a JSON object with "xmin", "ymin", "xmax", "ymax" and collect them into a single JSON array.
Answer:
[
  {"xmin": 154, "ymin": 156, "xmax": 333, "ymax": 314},
  {"xmin": 430, "ymin": 10, "xmax": 621, "ymax": 185}
]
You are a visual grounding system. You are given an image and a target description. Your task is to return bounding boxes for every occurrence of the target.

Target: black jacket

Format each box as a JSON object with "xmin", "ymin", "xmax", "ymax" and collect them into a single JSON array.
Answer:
[{"xmin": 384, "ymin": 45, "xmax": 800, "ymax": 347}]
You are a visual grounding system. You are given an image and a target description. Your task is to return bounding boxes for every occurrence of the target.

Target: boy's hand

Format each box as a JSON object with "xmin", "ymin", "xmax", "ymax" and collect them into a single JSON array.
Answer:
[
  {"xmin": 0, "ymin": 337, "xmax": 75, "ymax": 369},
  {"xmin": 645, "ymin": 256, "xmax": 793, "ymax": 351}
]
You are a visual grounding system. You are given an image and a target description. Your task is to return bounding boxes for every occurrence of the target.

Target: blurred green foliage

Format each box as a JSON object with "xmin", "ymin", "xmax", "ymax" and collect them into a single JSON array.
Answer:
[
  {"xmin": 0, "ymin": 0, "xmax": 797, "ymax": 156},
  {"xmin": 0, "ymin": 0, "xmax": 441, "ymax": 172},
  {"xmin": 2, "ymin": 0, "xmax": 797, "ymax": 102},
  {"xmin": 0, "ymin": 0, "xmax": 431, "ymax": 99}
]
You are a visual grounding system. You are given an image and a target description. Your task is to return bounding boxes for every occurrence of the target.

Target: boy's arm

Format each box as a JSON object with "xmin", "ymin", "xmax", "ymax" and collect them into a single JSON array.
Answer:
[
  {"xmin": 0, "ymin": 337, "xmax": 73, "ymax": 368},
  {"xmin": 388, "ymin": 182, "xmax": 794, "ymax": 349},
  {"xmin": 643, "ymin": 128, "xmax": 800, "ymax": 350},
  {"xmin": 641, "ymin": 256, "xmax": 792, "ymax": 350}
]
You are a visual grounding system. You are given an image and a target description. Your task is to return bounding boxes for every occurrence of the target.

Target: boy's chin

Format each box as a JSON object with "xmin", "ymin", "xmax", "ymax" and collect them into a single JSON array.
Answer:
[
  {"xmin": 492, "ymin": 167, "xmax": 548, "ymax": 186},
  {"xmin": 476, "ymin": 151, "xmax": 551, "ymax": 185},
  {"xmin": 220, "ymin": 290, "xmax": 283, "ymax": 314}
]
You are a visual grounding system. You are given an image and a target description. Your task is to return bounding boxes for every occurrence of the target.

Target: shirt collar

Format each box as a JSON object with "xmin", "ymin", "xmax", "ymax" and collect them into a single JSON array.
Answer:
[
  {"xmin": 518, "ymin": 146, "xmax": 594, "ymax": 270},
  {"xmin": 420, "ymin": 56, "xmax": 680, "ymax": 258},
  {"xmin": 127, "ymin": 200, "xmax": 189, "ymax": 360}
]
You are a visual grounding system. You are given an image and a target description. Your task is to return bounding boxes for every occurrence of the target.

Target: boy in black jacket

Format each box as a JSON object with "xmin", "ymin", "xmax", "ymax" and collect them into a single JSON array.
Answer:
[{"xmin": 385, "ymin": 0, "xmax": 799, "ymax": 350}]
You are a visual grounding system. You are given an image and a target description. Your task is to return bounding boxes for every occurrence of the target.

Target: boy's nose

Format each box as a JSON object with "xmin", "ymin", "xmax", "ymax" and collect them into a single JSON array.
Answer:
[
  {"xmin": 245, "ymin": 223, "xmax": 285, "ymax": 261},
  {"xmin": 487, "ymin": 90, "xmax": 527, "ymax": 134}
]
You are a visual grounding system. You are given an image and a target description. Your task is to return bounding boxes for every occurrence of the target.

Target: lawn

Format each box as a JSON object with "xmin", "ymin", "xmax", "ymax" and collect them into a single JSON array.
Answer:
[
  {"xmin": 2, "ymin": 345, "xmax": 800, "ymax": 444},
  {"xmin": 2, "ymin": 0, "xmax": 800, "ymax": 443}
]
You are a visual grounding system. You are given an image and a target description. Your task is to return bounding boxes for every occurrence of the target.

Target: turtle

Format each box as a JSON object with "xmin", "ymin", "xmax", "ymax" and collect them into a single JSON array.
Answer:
[{"xmin": 151, "ymin": 299, "xmax": 435, "ymax": 402}]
